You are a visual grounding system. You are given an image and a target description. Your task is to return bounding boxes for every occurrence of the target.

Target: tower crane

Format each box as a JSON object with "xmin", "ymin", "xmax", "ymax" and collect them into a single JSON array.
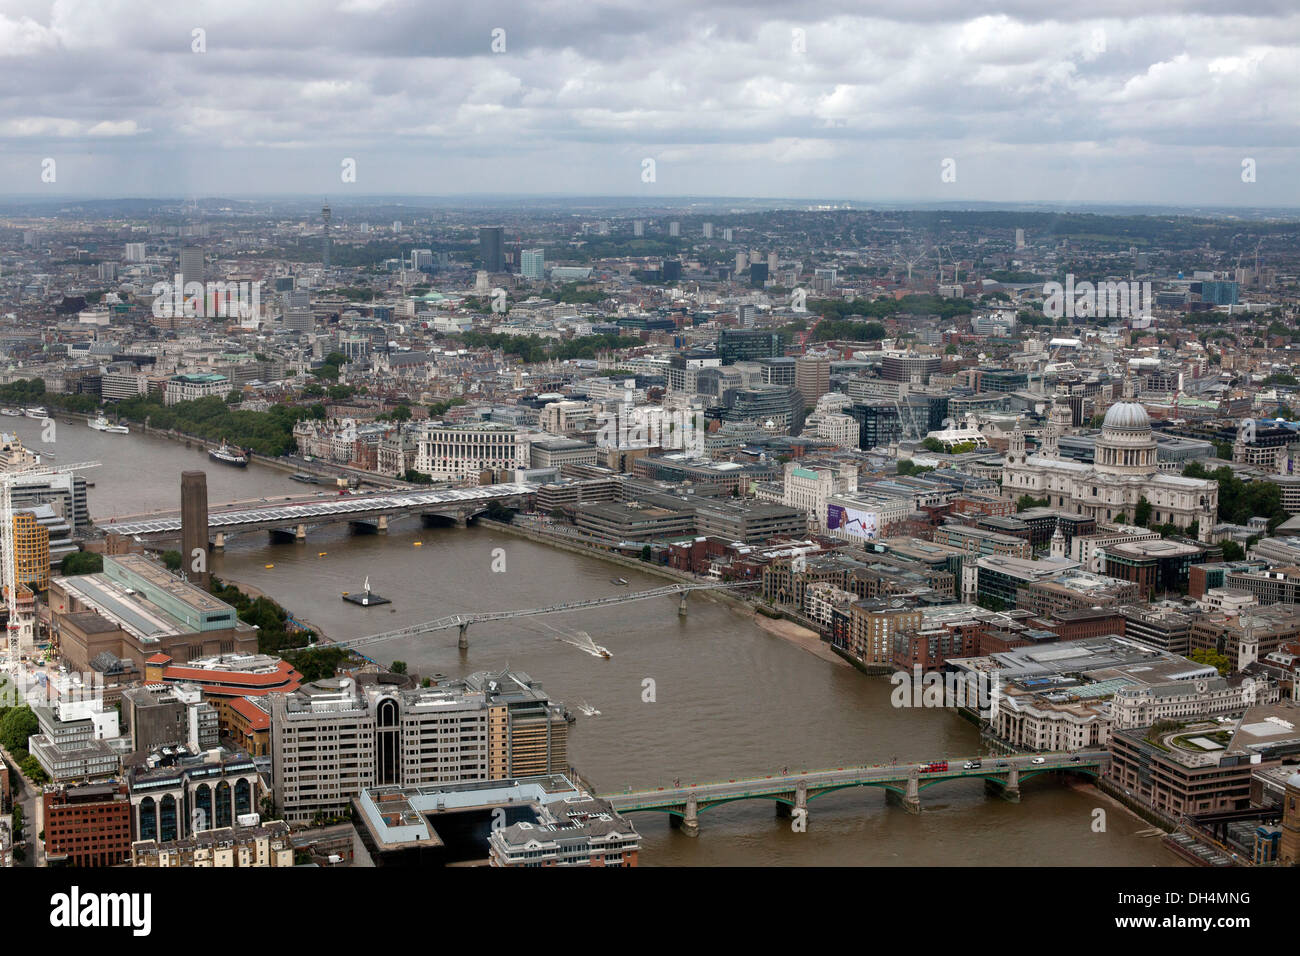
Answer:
[{"xmin": 3, "ymin": 460, "xmax": 101, "ymax": 667}]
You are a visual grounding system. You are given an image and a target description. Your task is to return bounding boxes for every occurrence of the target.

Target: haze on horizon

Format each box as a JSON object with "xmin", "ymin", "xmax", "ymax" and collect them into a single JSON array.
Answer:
[{"xmin": 0, "ymin": 0, "xmax": 1296, "ymax": 206}]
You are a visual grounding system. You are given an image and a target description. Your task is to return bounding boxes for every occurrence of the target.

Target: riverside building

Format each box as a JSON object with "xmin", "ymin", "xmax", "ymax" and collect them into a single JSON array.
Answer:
[{"xmin": 270, "ymin": 671, "xmax": 569, "ymax": 824}]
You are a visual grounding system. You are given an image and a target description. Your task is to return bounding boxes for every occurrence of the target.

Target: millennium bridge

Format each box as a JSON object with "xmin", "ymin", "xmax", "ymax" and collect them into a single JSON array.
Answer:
[
  {"xmin": 337, "ymin": 581, "xmax": 759, "ymax": 649},
  {"xmin": 599, "ymin": 750, "xmax": 1109, "ymax": 835},
  {"xmin": 105, "ymin": 483, "xmax": 535, "ymax": 544}
]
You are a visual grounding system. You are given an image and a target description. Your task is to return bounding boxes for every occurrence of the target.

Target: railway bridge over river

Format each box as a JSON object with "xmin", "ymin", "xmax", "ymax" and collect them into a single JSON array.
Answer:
[{"xmin": 106, "ymin": 483, "xmax": 536, "ymax": 544}]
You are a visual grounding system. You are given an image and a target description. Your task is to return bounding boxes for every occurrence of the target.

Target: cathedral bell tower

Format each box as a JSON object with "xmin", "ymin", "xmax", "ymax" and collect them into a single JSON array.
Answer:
[{"xmin": 1007, "ymin": 426, "xmax": 1026, "ymax": 465}]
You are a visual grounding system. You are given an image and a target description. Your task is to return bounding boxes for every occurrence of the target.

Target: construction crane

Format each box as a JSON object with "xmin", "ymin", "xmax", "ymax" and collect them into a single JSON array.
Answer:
[
  {"xmin": 2, "ymin": 460, "xmax": 101, "ymax": 667},
  {"xmin": 893, "ymin": 242, "xmax": 925, "ymax": 286}
]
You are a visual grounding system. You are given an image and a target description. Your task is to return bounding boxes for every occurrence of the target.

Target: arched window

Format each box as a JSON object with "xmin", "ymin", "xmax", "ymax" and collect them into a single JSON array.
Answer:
[
  {"xmin": 159, "ymin": 794, "xmax": 179, "ymax": 843},
  {"xmin": 139, "ymin": 797, "xmax": 157, "ymax": 841},
  {"xmin": 216, "ymin": 781, "xmax": 233, "ymax": 828},
  {"xmin": 377, "ymin": 697, "xmax": 400, "ymax": 785},
  {"xmin": 194, "ymin": 783, "xmax": 213, "ymax": 834},
  {"xmin": 235, "ymin": 778, "xmax": 253, "ymax": 818}
]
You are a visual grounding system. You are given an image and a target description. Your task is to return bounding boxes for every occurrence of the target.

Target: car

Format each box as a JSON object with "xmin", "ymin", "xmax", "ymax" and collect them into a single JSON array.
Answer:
[
  {"xmin": 963, "ymin": 760, "xmax": 982, "ymax": 769},
  {"xmin": 1069, "ymin": 756, "xmax": 1081, "ymax": 763},
  {"xmin": 996, "ymin": 761, "xmax": 1009, "ymax": 768},
  {"xmin": 1031, "ymin": 757, "xmax": 1046, "ymax": 764}
]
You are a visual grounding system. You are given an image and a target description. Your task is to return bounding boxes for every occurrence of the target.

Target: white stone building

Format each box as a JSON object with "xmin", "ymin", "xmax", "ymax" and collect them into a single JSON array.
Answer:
[{"xmin": 1001, "ymin": 398, "xmax": 1217, "ymax": 542}]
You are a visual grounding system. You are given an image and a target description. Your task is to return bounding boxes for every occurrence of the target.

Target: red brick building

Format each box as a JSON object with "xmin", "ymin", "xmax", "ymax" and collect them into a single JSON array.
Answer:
[{"xmin": 43, "ymin": 782, "xmax": 134, "ymax": 867}]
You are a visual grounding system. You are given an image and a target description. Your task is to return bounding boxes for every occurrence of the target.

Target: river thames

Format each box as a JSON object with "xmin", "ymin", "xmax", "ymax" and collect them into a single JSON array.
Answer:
[{"xmin": 20, "ymin": 416, "xmax": 1178, "ymax": 866}]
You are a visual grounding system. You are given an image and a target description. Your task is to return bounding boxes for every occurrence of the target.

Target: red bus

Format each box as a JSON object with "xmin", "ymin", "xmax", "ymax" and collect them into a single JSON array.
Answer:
[{"xmin": 920, "ymin": 761, "xmax": 949, "ymax": 773}]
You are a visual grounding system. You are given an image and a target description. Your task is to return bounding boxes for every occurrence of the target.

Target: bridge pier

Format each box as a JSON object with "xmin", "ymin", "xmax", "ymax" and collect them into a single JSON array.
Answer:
[
  {"xmin": 213, "ymin": 532, "xmax": 225, "ymax": 550},
  {"xmin": 454, "ymin": 513, "xmax": 468, "ymax": 529},
  {"xmin": 884, "ymin": 774, "xmax": 922, "ymax": 813},
  {"xmin": 678, "ymin": 592, "xmax": 688, "ymax": 617},
  {"xmin": 377, "ymin": 515, "xmax": 388, "ymax": 533},
  {"xmin": 679, "ymin": 794, "xmax": 699, "ymax": 837},
  {"xmin": 296, "ymin": 523, "xmax": 307, "ymax": 541},
  {"xmin": 903, "ymin": 774, "xmax": 921, "ymax": 813},
  {"xmin": 775, "ymin": 781, "xmax": 808, "ymax": 820},
  {"xmin": 457, "ymin": 622, "xmax": 469, "ymax": 650},
  {"xmin": 986, "ymin": 767, "xmax": 1021, "ymax": 803}
]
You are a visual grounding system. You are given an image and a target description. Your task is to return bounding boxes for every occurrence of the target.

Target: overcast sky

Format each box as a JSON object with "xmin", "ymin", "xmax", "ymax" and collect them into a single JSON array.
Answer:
[{"xmin": 1, "ymin": 0, "xmax": 1297, "ymax": 205}]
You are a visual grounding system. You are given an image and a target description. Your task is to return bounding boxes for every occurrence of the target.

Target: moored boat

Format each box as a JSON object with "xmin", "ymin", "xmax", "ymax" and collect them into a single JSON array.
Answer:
[
  {"xmin": 208, "ymin": 439, "xmax": 249, "ymax": 467},
  {"xmin": 88, "ymin": 416, "xmax": 129, "ymax": 434}
]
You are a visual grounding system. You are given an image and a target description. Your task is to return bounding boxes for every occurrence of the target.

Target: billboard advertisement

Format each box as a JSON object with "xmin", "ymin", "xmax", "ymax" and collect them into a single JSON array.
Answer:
[{"xmin": 827, "ymin": 503, "xmax": 878, "ymax": 540}]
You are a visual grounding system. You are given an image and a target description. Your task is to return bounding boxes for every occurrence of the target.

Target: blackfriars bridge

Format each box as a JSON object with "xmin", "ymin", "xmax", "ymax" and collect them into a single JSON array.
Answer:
[
  {"xmin": 105, "ymin": 483, "xmax": 535, "ymax": 545},
  {"xmin": 599, "ymin": 751, "xmax": 1109, "ymax": 835}
]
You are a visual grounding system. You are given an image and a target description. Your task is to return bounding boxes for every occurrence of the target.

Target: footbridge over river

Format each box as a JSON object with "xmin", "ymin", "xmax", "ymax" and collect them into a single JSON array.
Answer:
[
  {"xmin": 105, "ymin": 483, "xmax": 536, "ymax": 544},
  {"xmin": 334, "ymin": 581, "xmax": 760, "ymax": 650},
  {"xmin": 599, "ymin": 750, "xmax": 1109, "ymax": 835}
]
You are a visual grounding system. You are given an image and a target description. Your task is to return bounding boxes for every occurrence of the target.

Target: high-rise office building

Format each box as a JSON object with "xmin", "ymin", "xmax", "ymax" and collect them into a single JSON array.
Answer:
[
  {"xmin": 1015, "ymin": 228, "xmax": 1026, "ymax": 250},
  {"xmin": 718, "ymin": 329, "xmax": 782, "ymax": 365},
  {"xmin": 521, "ymin": 248, "xmax": 545, "ymax": 280},
  {"xmin": 479, "ymin": 226, "xmax": 505, "ymax": 272},
  {"xmin": 668, "ymin": 221, "xmax": 680, "ymax": 238},
  {"xmin": 702, "ymin": 222, "xmax": 713, "ymax": 239},
  {"xmin": 723, "ymin": 227, "xmax": 734, "ymax": 242},
  {"xmin": 410, "ymin": 248, "xmax": 433, "ymax": 271},
  {"xmin": 632, "ymin": 220, "xmax": 645, "ymax": 237},
  {"xmin": 124, "ymin": 242, "xmax": 146, "ymax": 262},
  {"xmin": 321, "ymin": 204, "xmax": 331, "ymax": 269},
  {"xmin": 178, "ymin": 246, "xmax": 204, "ymax": 288},
  {"xmin": 180, "ymin": 471, "xmax": 209, "ymax": 590},
  {"xmin": 795, "ymin": 356, "xmax": 831, "ymax": 407},
  {"xmin": 12, "ymin": 511, "xmax": 50, "ymax": 592}
]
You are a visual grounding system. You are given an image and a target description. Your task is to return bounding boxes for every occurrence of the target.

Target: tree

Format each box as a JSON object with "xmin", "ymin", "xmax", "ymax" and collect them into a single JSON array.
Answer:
[
  {"xmin": 640, "ymin": 545, "xmax": 652, "ymax": 562},
  {"xmin": 1189, "ymin": 648, "xmax": 1232, "ymax": 676},
  {"xmin": 161, "ymin": 550, "xmax": 182, "ymax": 572},
  {"xmin": 59, "ymin": 551, "xmax": 103, "ymax": 576},
  {"xmin": 1134, "ymin": 496, "xmax": 1153, "ymax": 527},
  {"xmin": 20, "ymin": 754, "xmax": 47, "ymax": 784},
  {"xmin": 0, "ymin": 706, "xmax": 38, "ymax": 754},
  {"xmin": 1221, "ymin": 540, "xmax": 1245, "ymax": 562},
  {"xmin": 391, "ymin": 660, "xmax": 408, "ymax": 675},
  {"xmin": 282, "ymin": 646, "xmax": 351, "ymax": 682},
  {"xmin": 1016, "ymin": 494, "xmax": 1048, "ymax": 512},
  {"xmin": 921, "ymin": 437, "xmax": 944, "ymax": 452}
]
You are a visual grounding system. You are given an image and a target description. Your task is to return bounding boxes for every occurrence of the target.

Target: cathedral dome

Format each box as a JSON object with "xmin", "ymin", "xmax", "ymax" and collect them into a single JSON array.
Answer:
[{"xmin": 1102, "ymin": 401, "xmax": 1150, "ymax": 431}]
